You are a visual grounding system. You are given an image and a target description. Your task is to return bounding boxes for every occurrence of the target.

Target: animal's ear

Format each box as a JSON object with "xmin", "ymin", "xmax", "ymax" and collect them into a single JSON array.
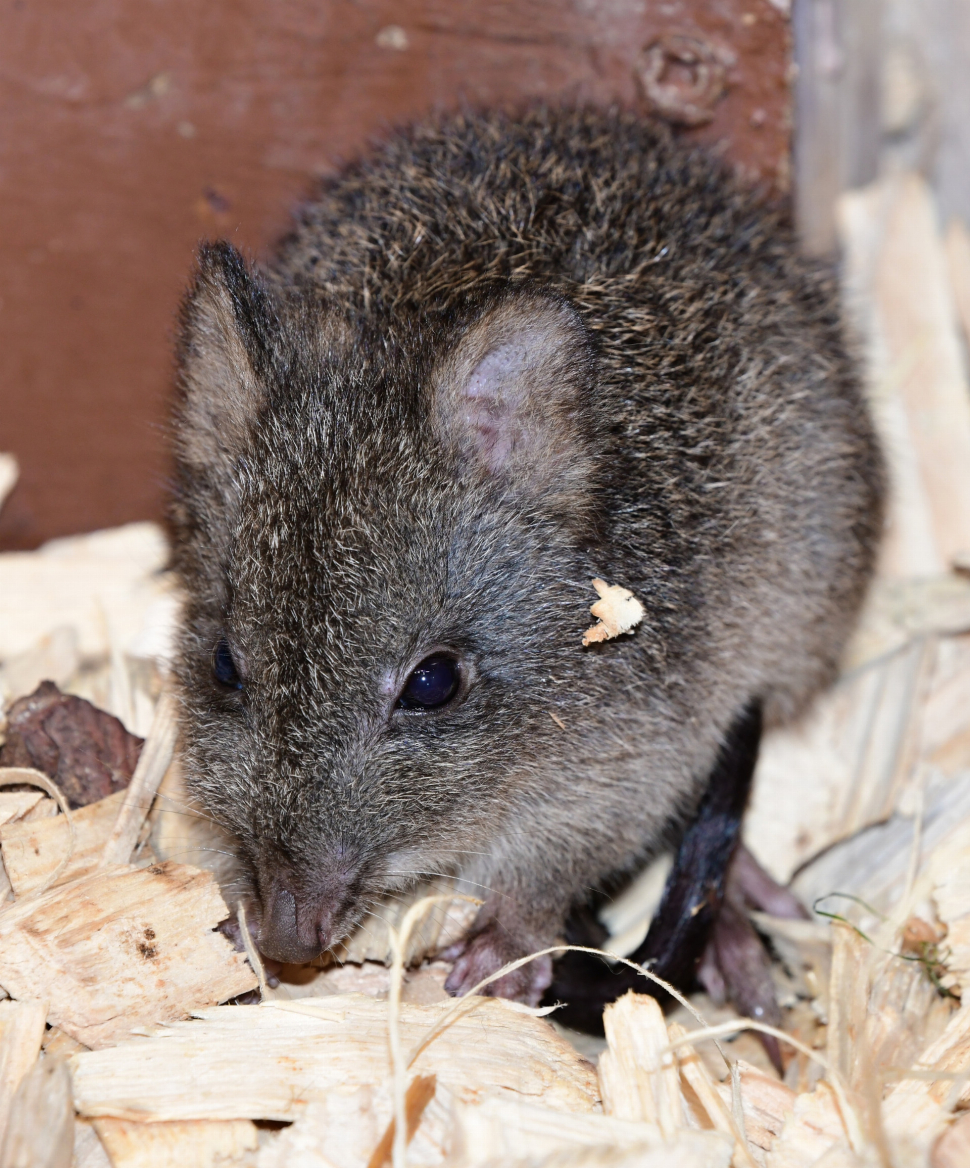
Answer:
[
  {"xmin": 432, "ymin": 296, "xmax": 599, "ymax": 516},
  {"xmin": 174, "ymin": 242, "xmax": 272, "ymax": 484}
]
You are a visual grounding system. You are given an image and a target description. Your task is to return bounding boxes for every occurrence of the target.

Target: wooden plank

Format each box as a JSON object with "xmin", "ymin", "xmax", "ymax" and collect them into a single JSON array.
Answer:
[{"xmin": 792, "ymin": 0, "xmax": 881, "ymax": 253}]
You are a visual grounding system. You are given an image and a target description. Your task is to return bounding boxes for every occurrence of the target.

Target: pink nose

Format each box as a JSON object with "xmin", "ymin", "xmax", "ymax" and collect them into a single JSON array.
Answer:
[{"xmin": 256, "ymin": 877, "xmax": 346, "ymax": 964}]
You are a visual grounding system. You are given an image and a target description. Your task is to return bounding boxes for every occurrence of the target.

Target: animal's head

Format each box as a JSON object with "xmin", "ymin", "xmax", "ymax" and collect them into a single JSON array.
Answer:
[{"xmin": 170, "ymin": 242, "xmax": 606, "ymax": 961}]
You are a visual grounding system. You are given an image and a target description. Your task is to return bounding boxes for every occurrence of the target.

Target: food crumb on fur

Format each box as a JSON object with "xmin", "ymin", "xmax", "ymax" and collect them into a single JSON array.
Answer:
[{"xmin": 581, "ymin": 578, "xmax": 646, "ymax": 646}]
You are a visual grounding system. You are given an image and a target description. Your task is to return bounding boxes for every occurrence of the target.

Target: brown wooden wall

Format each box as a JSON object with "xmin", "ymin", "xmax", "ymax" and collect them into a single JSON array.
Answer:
[{"xmin": 0, "ymin": 0, "xmax": 790, "ymax": 549}]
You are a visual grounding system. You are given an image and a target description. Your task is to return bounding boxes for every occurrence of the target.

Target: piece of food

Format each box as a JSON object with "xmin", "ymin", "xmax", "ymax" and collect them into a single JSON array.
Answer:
[{"xmin": 581, "ymin": 579, "xmax": 646, "ymax": 647}]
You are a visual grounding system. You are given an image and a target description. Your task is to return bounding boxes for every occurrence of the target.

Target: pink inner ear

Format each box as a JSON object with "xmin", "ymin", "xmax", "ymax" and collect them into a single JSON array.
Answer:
[{"xmin": 462, "ymin": 341, "xmax": 532, "ymax": 472}]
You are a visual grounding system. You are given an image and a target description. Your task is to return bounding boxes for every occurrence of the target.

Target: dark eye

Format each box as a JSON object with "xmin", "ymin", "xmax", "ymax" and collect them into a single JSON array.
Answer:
[
  {"xmin": 212, "ymin": 638, "xmax": 243, "ymax": 690},
  {"xmin": 397, "ymin": 654, "xmax": 460, "ymax": 710}
]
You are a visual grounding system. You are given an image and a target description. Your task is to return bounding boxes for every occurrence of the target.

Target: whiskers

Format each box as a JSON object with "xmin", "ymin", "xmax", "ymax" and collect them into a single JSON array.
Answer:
[{"xmin": 381, "ymin": 868, "xmax": 505, "ymax": 903}]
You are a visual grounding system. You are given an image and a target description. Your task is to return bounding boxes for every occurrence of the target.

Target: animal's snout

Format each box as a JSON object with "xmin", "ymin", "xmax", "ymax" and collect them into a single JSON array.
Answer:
[{"xmin": 256, "ymin": 867, "xmax": 353, "ymax": 964}]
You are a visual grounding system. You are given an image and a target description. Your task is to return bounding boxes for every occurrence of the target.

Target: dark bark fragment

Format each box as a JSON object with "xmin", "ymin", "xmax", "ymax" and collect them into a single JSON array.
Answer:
[{"xmin": 0, "ymin": 680, "xmax": 143, "ymax": 808}]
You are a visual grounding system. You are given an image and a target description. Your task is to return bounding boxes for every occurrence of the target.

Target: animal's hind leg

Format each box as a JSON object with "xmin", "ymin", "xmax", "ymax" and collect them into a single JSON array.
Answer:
[{"xmin": 543, "ymin": 700, "xmax": 763, "ymax": 1033}]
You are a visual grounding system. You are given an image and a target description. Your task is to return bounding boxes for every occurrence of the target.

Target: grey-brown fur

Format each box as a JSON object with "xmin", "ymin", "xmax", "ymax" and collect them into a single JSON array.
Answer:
[{"xmin": 170, "ymin": 107, "xmax": 884, "ymax": 1003}]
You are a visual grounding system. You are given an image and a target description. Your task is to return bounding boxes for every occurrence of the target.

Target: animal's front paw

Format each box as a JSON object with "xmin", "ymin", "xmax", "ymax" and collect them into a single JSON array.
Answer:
[{"xmin": 443, "ymin": 920, "xmax": 553, "ymax": 1007}]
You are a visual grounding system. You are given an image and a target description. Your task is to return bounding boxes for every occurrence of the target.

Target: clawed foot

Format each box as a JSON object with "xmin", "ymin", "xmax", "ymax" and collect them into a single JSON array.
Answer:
[
  {"xmin": 442, "ymin": 918, "xmax": 553, "ymax": 1007},
  {"xmin": 697, "ymin": 844, "xmax": 808, "ymax": 1072},
  {"xmin": 542, "ymin": 843, "xmax": 808, "ymax": 1067}
]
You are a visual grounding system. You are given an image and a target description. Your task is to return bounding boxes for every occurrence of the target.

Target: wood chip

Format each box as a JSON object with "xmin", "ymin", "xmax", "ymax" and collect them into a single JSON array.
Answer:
[
  {"xmin": 0, "ymin": 790, "xmax": 127, "ymax": 896},
  {"xmin": 929, "ymin": 819, "xmax": 970, "ymax": 994},
  {"xmin": 258, "ymin": 1065, "xmax": 455, "ymax": 1163},
  {"xmin": 0, "ymin": 999, "xmax": 47, "ymax": 1151},
  {"xmin": 668, "ymin": 1023, "xmax": 755, "ymax": 1168},
  {"xmin": 880, "ymin": 1004, "xmax": 970, "ymax": 1157},
  {"xmin": 71, "ymin": 994, "xmax": 599, "ymax": 1121},
  {"xmin": 839, "ymin": 173, "xmax": 970, "ymax": 577},
  {"xmin": 266, "ymin": 959, "xmax": 451, "ymax": 1006},
  {"xmin": 0, "ymin": 522, "xmax": 174, "ymax": 661},
  {"xmin": 715, "ymin": 1061, "xmax": 796, "ymax": 1154},
  {"xmin": 746, "ymin": 637, "xmax": 933, "ymax": 884},
  {"xmin": 332, "ymin": 880, "xmax": 478, "ymax": 968},
  {"xmin": 825, "ymin": 925, "xmax": 870, "ymax": 1091},
  {"xmin": 763, "ymin": 1082, "xmax": 853, "ymax": 1168},
  {"xmin": 21, "ymin": 796, "xmax": 59, "ymax": 822},
  {"xmin": 448, "ymin": 1095, "xmax": 690, "ymax": 1165},
  {"xmin": 581, "ymin": 579, "xmax": 645, "ymax": 647},
  {"xmin": 0, "ymin": 1054, "xmax": 74, "ymax": 1168},
  {"xmin": 0, "ymin": 861, "xmax": 256, "ymax": 1048},
  {"xmin": 0, "ymin": 790, "xmax": 46, "ymax": 827},
  {"xmin": 366, "ymin": 1073, "xmax": 437, "ymax": 1168},
  {"xmin": 462, "ymin": 1135, "xmax": 734, "ymax": 1168},
  {"xmin": 598, "ymin": 992, "xmax": 683, "ymax": 1137},
  {"xmin": 932, "ymin": 1110, "xmax": 970, "ymax": 1168},
  {"xmin": 99, "ymin": 690, "xmax": 177, "ymax": 867},
  {"xmin": 861, "ymin": 945, "xmax": 947, "ymax": 1086},
  {"xmin": 93, "ymin": 1119, "xmax": 258, "ymax": 1168},
  {"xmin": 0, "ymin": 626, "xmax": 80, "ymax": 706},
  {"xmin": 73, "ymin": 1121, "xmax": 111, "ymax": 1168},
  {"xmin": 945, "ymin": 218, "xmax": 970, "ymax": 356},
  {"xmin": 256, "ymin": 1085, "xmax": 395, "ymax": 1168},
  {"xmin": 42, "ymin": 1026, "xmax": 88, "ymax": 1059}
]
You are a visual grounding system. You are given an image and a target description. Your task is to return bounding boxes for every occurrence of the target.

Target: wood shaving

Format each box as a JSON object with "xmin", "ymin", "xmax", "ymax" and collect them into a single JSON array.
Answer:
[
  {"xmin": 92, "ymin": 1118, "xmax": 259, "ymax": 1168},
  {"xmin": 0, "ymin": 999, "xmax": 47, "ymax": 1150},
  {"xmin": 0, "ymin": 861, "xmax": 256, "ymax": 1048},
  {"xmin": 70, "ymin": 994, "xmax": 599, "ymax": 1122},
  {"xmin": 1, "ymin": 788, "xmax": 124, "ymax": 896}
]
